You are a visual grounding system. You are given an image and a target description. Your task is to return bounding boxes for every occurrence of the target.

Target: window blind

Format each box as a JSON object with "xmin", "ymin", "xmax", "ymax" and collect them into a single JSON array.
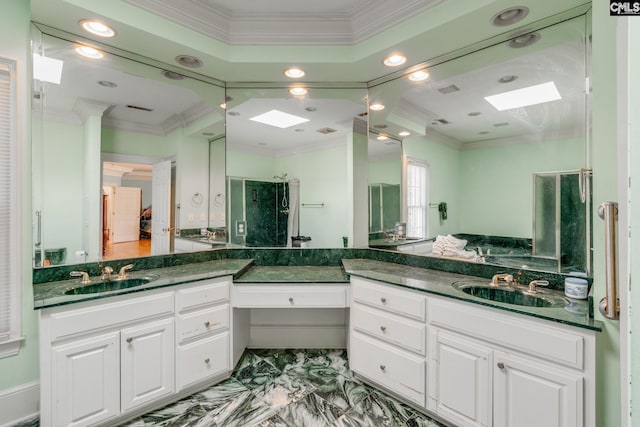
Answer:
[
  {"xmin": 0, "ymin": 65, "xmax": 14, "ymax": 342},
  {"xmin": 406, "ymin": 161, "xmax": 427, "ymax": 239}
]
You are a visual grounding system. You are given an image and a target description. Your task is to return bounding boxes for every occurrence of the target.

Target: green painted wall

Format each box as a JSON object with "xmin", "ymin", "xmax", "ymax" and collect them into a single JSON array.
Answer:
[
  {"xmin": 227, "ymin": 149, "xmax": 277, "ymax": 180},
  {"xmin": 403, "ymin": 135, "xmax": 461, "ymax": 237},
  {"xmin": 591, "ymin": 5, "xmax": 621, "ymax": 427},
  {"xmin": 369, "ymin": 157, "xmax": 401, "ymax": 185},
  {"xmin": 0, "ymin": 0, "xmax": 39, "ymax": 392},
  {"xmin": 458, "ymin": 137, "xmax": 584, "ymax": 238}
]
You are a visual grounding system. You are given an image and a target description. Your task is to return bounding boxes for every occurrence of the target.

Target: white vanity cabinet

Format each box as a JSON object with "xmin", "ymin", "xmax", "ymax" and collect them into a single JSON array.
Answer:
[
  {"xmin": 348, "ymin": 276, "xmax": 596, "ymax": 427},
  {"xmin": 40, "ymin": 290, "xmax": 175, "ymax": 427},
  {"xmin": 39, "ymin": 276, "xmax": 234, "ymax": 427},
  {"xmin": 175, "ymin": 277, "xmax": 231, "ymax": 391},
  {"xmin": 428, "ymin": 297, "xmax": 594, "ymax": 427},
  {"xmin": 349, "ymin": 277, "xmax": 427, "ymax": 406}
]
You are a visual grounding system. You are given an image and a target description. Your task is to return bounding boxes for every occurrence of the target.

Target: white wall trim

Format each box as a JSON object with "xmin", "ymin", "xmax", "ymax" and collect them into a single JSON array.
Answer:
[{"xmin": 0, "ymin": 381, "xmax": 39, "ymax": 427}]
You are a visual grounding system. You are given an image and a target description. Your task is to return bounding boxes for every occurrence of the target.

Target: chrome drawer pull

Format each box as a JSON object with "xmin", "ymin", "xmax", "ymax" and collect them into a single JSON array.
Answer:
[
  {"xmin": 204, "ymin": 358, "xmax": 210, "ymax": 364},
  {"xmin": 497, "ymin": 362, "xmax": 505, "ymax": 370},
  {"xmin": 380, "ymin": 326, "xmax": 387, "ymax": 332},
  {"xmin": 126, "ymin": 337, "xmax": 133, "ymax": 344},
  {"xmin": 379, "ymin": 364, "xmax": 386, "ymax": 372},
  {"xmin": 380, "ymin": 297, "xmax": 387, "ymax": 304}
]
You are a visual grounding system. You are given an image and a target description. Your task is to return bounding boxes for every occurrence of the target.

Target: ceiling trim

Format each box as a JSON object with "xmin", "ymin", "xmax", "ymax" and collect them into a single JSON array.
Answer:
[{"xmin": 124, "ymin": 0, "xmax": 443, "ymax": 46}]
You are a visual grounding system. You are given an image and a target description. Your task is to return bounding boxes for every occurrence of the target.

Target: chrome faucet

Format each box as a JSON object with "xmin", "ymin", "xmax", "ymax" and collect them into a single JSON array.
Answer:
[
  {"xmin": 118, "ymin": 264, "xmax": 134, "ymax": 280},
  {"xmin": 70, "ymin": 271, "xmax": 91, "ymax": 284},
  {"xmin": 101, "ymin": 266, "xmax": 113, "ymax": 281},
  {"xmin": 527, "ymin": 280, "xmax": 549, "ymax": 294},
  {"xmin": 491, "ymin": 273, "xmax": 514, "ymax": 288}
]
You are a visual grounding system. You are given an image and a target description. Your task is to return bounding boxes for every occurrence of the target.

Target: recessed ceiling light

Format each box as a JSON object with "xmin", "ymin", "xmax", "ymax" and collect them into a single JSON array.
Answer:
[
  {"xmin": 484, "ymin": 81, "xmax": 561, "ymax": 111},
  {"xmin": 373, "ymin": 124, "xmax": 388, "ymax": 129},
  {"xmin": 409, "ymin": 70, "xmax": 429, "ymax": 82},
  {"xmin": 75, "ymin": 45, "xmax": 103, "ymax": 59},
  {"xmin": 508, "ymin": 32, "xmax": 541, "ymax": 48},
  {"xmin": 227, "ymin": 111, "xmax": 240, "ymax": 116},
  {"xmin": 250, "ymin": 109, "xmax": 309, "ymax": 129},
  {"xmin": 383, "ymin": 54, "xmax": 407, "ymax": 67},
  {"xmin": 498, "ymin": 75, "xmax": 518, "ymax": 83},
  {"xmin": 491, "ymin": 6, "xmax": 529, "ymax": 26},
  {"xmin": 305, "ymin": 107, "xmax": 317, "ymax": 112},
  {"xmin": 202, "ymin": 132, "xmax": 215, "ymax": 136},
  {"xmin": 161, "ymin": 70, "xmax": 185, "ymax": 80},
  {"xmin": 289, "ymin": 87, "xmax": 307, "ymax": 96},
  {"xmin": 79, "ymin": 19, "xmax": 116, "ymax": 37},
  {"xmin": 98, "ymin": 80, "xmax": 117, "ymax": 88},
  {"xmin": 175, "ymin": 55, "xmax": 203, "ymax": 68},
  {"xmin": 284, "ymin": 67, "xmax": 305, "ymax": 78},
  {"xmin": 377, "ymin": 134, "xmax": 389, "ymax": 141},
  {"xmin": 479, "ymin": 131, "xmax": 490, "ymax": 135},
  {"xmin": 220, "ymin": 103, "xmax": 227, "ymax": 109},
  {"xmin": 295, "ymin": 128, "xmax": 305, "ymax": 132},
  {"xmin": 32, "ymin": 53, "xmax": 63, "ymax": 84},
  {"xmin": 467, "ymin": 112, "xmax": 482, "ymax": 116},
  {"xmin": 398, "ymin": 131, "xmax": 411, "ymax": 136},
  {"xmin": 370, "ymin": 103, "xmax": 385, "ymax": 111}
]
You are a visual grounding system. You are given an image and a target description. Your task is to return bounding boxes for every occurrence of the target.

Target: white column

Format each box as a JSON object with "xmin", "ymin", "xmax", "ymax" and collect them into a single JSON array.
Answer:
[{"xmin": 347, "ymin": 118, "xmax": 369, "ymax": 247}]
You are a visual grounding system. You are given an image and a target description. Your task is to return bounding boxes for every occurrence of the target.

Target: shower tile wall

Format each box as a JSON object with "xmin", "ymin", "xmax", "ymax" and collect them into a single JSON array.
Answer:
[{"xmin": 229, "ymin": 179, "xmax": 289, "ymax": 247}]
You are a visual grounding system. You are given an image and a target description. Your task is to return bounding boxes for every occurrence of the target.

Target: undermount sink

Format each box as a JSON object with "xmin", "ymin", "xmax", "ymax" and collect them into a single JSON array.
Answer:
[
  {"xmin": 64, "ymin": 277, "xmax": 155, "ymax": 295},
  {"xmin": 452, "ymin": 281, "xmax": 567, "ymax": 308}
]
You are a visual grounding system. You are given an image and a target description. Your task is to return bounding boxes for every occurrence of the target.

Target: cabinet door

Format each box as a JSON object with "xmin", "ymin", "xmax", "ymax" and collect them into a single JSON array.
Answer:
[
  {"xmin": 493, "ymin": 351, "xmax": 583, "ymax": 427},
  {"xmin": 121, "ymin": 318, "xmax": 175, "ymax": 412},
  {"xmin": 429, "ymin": 328, "xmax": 491, "ymax": 427},
  {"xmin": 52, "ymin": 332, "xmax": 120, "ymax": 427}
]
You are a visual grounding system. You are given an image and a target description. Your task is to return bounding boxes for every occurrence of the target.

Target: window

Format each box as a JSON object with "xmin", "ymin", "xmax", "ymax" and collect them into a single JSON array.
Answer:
[
  {"xmin": 406, "ymin": 158, "xmax": 428, "ymax": 238},
  {"xmin": 0, "ymin": 58, "xmax": 22, "ymax": 358}
]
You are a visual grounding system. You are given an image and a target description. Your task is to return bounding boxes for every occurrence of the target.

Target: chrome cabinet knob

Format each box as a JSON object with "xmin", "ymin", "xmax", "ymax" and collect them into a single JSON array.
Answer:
[
  {"xmin": 289, "ymin": 297, "xmax": 294, "ymax": 304},
  {"xmin": 205, "ymin": 321, "xmax": 211, "ymax": 328},
  {"xmin": 380, "ymin": 297, "xmax": 387, "ymax": 304},
  {"xmin": 204, "ymin": 358, "xmax": 210, "ymax": 364},
  {"xmin": 497, "ymin": 362, "xmax": 505, "ymax": 370},
  {"xmin": 126, "ymin": 337, "xmax": 133, "ymax": 344},
  {"xmin": 380, "ymin": 326, "xmax": 387, "ymax": 332},
  {"xmin": 379, "ymin": 364, "xmax": 386, "ymax": 372}
]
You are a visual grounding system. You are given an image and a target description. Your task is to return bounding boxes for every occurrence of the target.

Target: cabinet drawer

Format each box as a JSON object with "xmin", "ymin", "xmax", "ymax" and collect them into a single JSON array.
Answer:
[
  {"xmin": 176, "ymin": 278, "xmax": 230, "ymax": 312},
  {"xmin": 176, "ymin": 304, "xmax": 229, "ymax": 343},
  {"xmin": 350, "ymin": 332, "xmax": 425, "ymax": 406},
  {"xmin": 233, "ymin": 285, "xmax": 346, "ymax": 308},
  {"xmin": 351, "ymin": 303, "xmax": 426, "ymax": 355},
  {"xmin": 176, "ymin": 332, "xmax": 230, "ymax": 391},
  {"xmin": 351, "ymin": 277, "xmax": 426, "ymax": 321},
  {"xmin": 49, "ymin": 292, "xmax": 174, "ymax": 341},
  {"xmin": 429, "ymin": 297, "xmax": 585, "ymax": 370}
]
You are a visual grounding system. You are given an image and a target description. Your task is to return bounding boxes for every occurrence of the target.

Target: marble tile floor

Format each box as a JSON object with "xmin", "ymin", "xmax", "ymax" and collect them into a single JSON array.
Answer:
[{"xmin": 14, "ymin": 349, "xmax": 447, "ymax": 427}]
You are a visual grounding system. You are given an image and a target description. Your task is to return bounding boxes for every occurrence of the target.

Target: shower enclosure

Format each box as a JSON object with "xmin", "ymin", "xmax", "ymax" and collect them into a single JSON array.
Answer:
[{"xmin": 227, "ymin": 177, "xmax": 296, "ymax": 247}]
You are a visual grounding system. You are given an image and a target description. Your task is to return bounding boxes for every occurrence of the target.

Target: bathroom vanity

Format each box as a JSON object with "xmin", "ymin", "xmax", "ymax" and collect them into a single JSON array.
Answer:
[{"xmin": 33, "ymin": 255, "xmax": 599, "ymax": 427}]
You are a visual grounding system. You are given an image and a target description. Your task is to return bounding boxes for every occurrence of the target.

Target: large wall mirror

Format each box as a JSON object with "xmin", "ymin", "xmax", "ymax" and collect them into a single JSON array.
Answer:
[
  {"xmin": 31, "ymin": 26, "xmax": 226, "ymax": 267},
  {"xmin": 225, "ymin": 86, "xmax": 368, "ymax": 248},
  {"xmin": 367, "ymin": 14, "xmax": 592, "ymax": 276}
]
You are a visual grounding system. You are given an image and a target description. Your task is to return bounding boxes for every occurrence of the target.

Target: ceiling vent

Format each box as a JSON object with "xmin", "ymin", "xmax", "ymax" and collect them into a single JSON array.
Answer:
[
  {"xmin": 126, "ymin": 105, "xmax": 153, "ymax": 112},
  {"xmin": 316, "ymin": 127, "xmax": 337, "ymax": 134},
  {"xmin": 493, "ymin": 122, "xmax": 510, "ymax": 127},
  {"xmin": 437, "ymin": 85, "xmax": 460, "ymax": 94}
]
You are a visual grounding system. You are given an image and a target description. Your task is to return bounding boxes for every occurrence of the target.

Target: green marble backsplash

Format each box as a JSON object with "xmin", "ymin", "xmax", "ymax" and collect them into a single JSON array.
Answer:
[{"xmin": 33, "ymin": 247, "xmax": 588, "ymax": 291}]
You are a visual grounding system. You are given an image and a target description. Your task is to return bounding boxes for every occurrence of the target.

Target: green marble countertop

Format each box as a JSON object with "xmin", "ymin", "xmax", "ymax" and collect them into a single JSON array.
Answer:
[
  {"xmin": 33, "ymin": 259, "xmax": 254, "ymax": 309},
  {"xmin": 234, "ymin": 266, "xmax": 349, "ymax": 283},
  {"xmin": 342, "ymin": 259, "xmax": 602, "ymax": 332},
  {"xmin": 368, "ymin": 238, "xmax": 431, "ymax": 249}
]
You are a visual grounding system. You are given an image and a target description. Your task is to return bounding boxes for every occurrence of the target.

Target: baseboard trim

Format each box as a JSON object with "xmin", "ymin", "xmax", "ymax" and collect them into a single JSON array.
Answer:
[{"xmin": 0, "ymin": 381, "xmax": 39, "ymax": 427}]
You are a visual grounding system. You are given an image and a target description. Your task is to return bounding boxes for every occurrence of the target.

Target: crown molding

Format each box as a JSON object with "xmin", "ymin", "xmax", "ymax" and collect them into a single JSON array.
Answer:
[{"xmin": 125, "ymin": 0, "xmax": 442, "ymax": 46}]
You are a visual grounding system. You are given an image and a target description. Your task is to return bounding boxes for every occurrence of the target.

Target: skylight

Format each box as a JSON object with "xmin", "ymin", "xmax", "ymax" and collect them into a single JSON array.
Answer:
[
  {"xmin": 250, "ymin": 109, "xmax": 309, "ymax": 129},
  {"xmin": 32, "ymin": 54, "xmax": 64, "ymax": 84},
  {"xmin": 484, "ymin": 81, "xmax": 561, "ymax": 111}
]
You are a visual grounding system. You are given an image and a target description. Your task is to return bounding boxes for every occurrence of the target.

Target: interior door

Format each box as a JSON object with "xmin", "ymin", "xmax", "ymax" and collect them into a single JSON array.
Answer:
[
  {"xmin": 151, "ymin": 159, "xmax": 172, "ymax": 255},
  {"xmin": 112, "ymin": 187, "xmax": 142, "ymax": 243}
]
